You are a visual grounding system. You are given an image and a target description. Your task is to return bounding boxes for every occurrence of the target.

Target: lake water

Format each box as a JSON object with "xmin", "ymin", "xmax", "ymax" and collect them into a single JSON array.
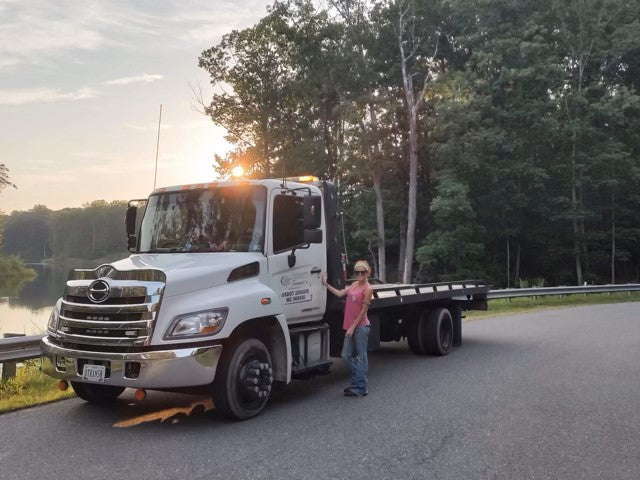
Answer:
[{"xmin": 0, "ymin": 264, "xmax": 68, "ymax": 336}]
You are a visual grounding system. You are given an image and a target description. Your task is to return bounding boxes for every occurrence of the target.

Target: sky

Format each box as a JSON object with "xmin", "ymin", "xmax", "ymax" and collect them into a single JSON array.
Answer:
[{"xmin": 0, "ymin": 0, "xmax": 273, "ymax": 213}]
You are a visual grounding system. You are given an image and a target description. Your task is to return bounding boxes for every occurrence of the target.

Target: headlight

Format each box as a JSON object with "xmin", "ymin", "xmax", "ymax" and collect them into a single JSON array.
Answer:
[
  {"xmin": 47, "ymin": 306, "xmax": 59, "ymax": 333},
  {"xmin": 165, "ymin": 308, "xmax": 228, "ymax": 339}
]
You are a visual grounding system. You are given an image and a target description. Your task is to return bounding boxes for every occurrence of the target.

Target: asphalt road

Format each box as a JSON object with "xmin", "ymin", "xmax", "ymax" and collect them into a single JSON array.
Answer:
[{"xmin": 1, "ymin": 303, "xmax": 638, "ymax": 480}]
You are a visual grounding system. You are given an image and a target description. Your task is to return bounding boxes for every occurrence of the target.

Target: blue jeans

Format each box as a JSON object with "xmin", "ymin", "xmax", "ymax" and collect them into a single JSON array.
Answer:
[{"xmin": 341, "ymin": 325, "xmax": 370, "ymax": 394}]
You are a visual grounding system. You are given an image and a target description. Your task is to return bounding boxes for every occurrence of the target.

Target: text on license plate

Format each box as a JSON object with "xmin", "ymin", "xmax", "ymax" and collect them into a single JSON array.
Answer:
[{"xmin": 82, "ymin": 364, "xmax": 106, "ymax": 382}]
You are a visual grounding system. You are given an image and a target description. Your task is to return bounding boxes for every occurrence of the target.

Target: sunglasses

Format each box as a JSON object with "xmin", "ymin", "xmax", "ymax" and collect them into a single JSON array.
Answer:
[{"xmin": 354, "ymin": 270, "xmax": 367, "ymax": 275}]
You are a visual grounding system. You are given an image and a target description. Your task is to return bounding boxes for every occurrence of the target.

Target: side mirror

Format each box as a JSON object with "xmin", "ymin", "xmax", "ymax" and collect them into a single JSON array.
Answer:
[
  {"xmin": 125, "ymin": 205, "xmax": 138, "ymax": 253},
  {"xmin": 125, "ymin": 205, "xmax": 137, "ymax": 236},
  {"xmin": 303, "ymin": 195, "xmax": 322, "ymax": 229},
  {"xmin": 304, "ymin": 228, "xmax": 322, "ymax": 244}
]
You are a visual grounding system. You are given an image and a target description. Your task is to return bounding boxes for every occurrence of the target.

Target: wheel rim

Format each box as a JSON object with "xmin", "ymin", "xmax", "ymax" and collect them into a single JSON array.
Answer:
[
  {"xmin": 440, "ymin": 317, "xmax": 452, "ymax": 350},
  {"xmin": 236, "ymin": 353, "xmax": 273, "ymax": 410}
]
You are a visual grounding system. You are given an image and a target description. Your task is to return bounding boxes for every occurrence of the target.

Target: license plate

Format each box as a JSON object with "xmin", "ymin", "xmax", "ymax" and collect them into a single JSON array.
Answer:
[{"xmin": 82, "ymin": 364, "xmax": 106, "ymax": 382}]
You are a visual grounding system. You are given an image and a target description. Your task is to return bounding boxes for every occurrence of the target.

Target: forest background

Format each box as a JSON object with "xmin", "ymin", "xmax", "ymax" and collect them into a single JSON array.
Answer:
[{"xmin": 1, "ymin": 0, "xmax": 639, "ymax": 288}]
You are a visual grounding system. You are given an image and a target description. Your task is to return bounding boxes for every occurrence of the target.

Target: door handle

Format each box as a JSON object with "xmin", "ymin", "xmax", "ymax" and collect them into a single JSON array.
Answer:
[{"xmin": 310, "ymin": 268, "xmax": 321, "ymax": 274}]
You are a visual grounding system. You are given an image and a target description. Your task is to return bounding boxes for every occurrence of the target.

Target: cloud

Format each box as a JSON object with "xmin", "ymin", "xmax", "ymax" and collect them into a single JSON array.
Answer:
[
  {"xmin": 0, "ymin": 87, "xmax": 99, "ymax": 106},
  {"xmin": 0, "ymin": 1, "xmax": 158, "ymax": 69},
  {"xmin": 124, "ymin": 120, "xmax": 211, "ymax": 131},
  {"xmin": 0, "ymin": 2, "xmax": 107, "ymax": 68},
  {"xmin": 0, "ymin": 72, "xmax": 163, "ymax": 106},
  {"xmin": 0, "ymin": 1, "xmax": 271, "ymax": 70},
  {"xmin": 103, "ymin": 74, "xmax": 164, "ymax": 86}
]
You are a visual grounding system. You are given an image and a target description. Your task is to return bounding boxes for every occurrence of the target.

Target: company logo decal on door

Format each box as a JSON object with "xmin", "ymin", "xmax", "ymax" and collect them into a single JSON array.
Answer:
[{"xmin": 280, "ymin": 274, "xmax": 312, "ymax": 304}]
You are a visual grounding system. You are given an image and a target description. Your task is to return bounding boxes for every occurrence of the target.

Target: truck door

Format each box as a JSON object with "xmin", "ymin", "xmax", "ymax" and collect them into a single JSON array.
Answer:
[{"xmin": 268, "ymin": 191, "xmax": 326, "ymax": 324}]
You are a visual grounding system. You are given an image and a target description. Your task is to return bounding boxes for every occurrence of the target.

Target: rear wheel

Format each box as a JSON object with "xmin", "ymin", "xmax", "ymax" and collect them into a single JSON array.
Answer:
[
  {"xmin": 213, "ymin": 338, "xmax": 273, "ymax": 420},
  {"xmin": 407, "ymin": 310, "xmax": 428, "ymax": 355},
  {"xmin": 425, "ymin": 307, "xmax": 453, "ymax": 356},
  {"xmin": 71, "ymin": 382, "xmax": 125, "ymax": 404}
]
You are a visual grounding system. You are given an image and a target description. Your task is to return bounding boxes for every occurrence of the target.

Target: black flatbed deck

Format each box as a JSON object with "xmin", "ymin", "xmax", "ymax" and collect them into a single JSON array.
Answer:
[{"xmin": 369, "ymin": 280, "xmax": 489, "ymax": 310}]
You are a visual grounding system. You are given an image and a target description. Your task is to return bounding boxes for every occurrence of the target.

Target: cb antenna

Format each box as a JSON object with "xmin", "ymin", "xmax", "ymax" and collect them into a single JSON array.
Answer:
[
  {"xmin": 281, "ymin": 156, "xmax": 287, "ymax": 189},
  {"xmin": 153, "ymin": 104, "xmax": 163, "ymax": 189}
]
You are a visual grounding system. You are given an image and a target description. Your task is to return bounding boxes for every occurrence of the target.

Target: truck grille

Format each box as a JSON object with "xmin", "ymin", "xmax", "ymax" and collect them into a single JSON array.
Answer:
[{"xmin": 56, "ymin": 277, "xmax": 165, "ymax": 350}]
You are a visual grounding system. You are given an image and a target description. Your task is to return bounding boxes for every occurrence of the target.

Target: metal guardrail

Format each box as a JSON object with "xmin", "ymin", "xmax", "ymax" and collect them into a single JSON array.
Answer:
[
  {"xmin": 1, "ymin": 283, "xmax": 639, "ymax": 379},
  {"xmin": 0, "ymin": 334, "xmax": 44, "ymax": 381},
  {"xmin": 487, "ymin": 283, "xmax": 640, "ymax": 299},
  {"xmin": 0, "ymin": 335, "xmax": 44, "ymax": 363}
]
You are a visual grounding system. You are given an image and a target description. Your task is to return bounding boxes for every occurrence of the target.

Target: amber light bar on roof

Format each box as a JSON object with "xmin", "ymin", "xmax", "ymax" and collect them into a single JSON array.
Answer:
[{"xmin": 285, "ymin": 175, "xmax": 319, "ymax": 183}]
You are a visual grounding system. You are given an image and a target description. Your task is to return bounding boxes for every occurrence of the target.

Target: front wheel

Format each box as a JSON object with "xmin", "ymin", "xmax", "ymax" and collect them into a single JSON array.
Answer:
[
  {"xmin": 71, "ymin": 382, "xmax": 125, "ymax": 404},
  {"xmin": 212, "ymin": 338, "xmax": 273, "ymax": 420}
]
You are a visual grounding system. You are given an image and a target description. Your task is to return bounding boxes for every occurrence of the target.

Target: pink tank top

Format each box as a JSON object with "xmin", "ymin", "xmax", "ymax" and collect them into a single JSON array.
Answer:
[{"xmin": 343, "ymin": 283, "xmax": 371, "ymax": 330}]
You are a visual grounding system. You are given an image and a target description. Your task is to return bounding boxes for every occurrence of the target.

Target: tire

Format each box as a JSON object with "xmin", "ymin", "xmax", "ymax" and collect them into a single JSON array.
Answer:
[
  {"xmin": 425, "ymin": 307, "xmax": 453, "ymax": 356},
  {"xmin": 213, "ymin": 338, "xmax": 273, "ymax": 421},
  {"xmin": 71, "ymin": 381, "xmax": 125, "ymax": 404},
  {"xmin": 407, "ymin": 310, "xmax": 428, "ymax": 355}
]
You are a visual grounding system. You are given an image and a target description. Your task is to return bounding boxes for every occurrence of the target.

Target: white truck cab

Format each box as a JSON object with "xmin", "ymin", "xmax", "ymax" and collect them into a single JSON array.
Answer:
[{"xmin": 42, "ymin": 178, "xmax": 334, "ymax": 419}]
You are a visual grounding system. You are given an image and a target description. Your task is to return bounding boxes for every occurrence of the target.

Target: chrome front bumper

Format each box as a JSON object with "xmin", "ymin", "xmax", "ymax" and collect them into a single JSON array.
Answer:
[{"xmin": 41, "ymin": 337, "xmax": 222, "ymax": 389}]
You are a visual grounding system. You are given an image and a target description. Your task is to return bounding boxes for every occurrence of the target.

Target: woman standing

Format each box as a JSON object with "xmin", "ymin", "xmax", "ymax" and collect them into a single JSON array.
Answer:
[{"xmin": 323, "ymin": 260, "xmax": 373, "ymax": 397}]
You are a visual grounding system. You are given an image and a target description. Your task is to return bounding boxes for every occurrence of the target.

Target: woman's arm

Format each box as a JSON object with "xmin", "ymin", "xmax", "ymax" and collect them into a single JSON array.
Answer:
[
  {"xmin": 322, "ymin": 274, "xmax": 348, "ymax": 298},
  {"xmin": 346, "ymin": 287, "xmax": 373, "ymax": 336}
]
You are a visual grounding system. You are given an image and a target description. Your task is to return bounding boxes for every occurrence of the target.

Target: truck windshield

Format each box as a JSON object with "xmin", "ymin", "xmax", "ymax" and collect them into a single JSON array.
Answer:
[{"xmin": 138, "ymin": 186, "xmax": 267, "ymax": 253}]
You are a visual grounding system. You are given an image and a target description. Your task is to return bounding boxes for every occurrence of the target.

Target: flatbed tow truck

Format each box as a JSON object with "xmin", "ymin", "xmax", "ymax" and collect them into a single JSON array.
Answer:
[{"xmin": 41, "ymin": 177, "xmax": 489, "ymax": 420}]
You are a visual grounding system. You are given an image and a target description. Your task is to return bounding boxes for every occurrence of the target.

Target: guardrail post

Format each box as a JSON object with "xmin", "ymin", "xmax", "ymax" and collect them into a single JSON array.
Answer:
[{"xmin": 1, "ymin": 333, "xmax": 25, "ymax": 381}]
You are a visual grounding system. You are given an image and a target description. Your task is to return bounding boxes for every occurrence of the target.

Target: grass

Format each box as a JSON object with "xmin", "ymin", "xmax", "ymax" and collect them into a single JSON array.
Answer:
[
  {"xmin": 465, "ymin": 291, "xmax": 640, "ymax": 320},
  {"xmin": 0, "ymin": 359, "xmax": 74, "ymax": 414}
]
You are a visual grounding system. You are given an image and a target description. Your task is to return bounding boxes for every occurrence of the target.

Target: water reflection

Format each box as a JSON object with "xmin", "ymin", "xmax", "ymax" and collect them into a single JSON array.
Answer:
[
  {"xmin": 0, "ymin": 276, "xmax": 30, "ymax": 298},
  {"xmin": 0, "ymin": 264, "xmax": 67, "ymax": 335},
  {"xmin": 3, "ymin": 264, "xmax": 67, "ymax": 310}
]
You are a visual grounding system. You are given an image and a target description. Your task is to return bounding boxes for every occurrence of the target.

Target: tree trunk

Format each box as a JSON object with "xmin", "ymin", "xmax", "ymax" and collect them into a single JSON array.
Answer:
[
  {"xmin": 369, "ymin": 106, "xmax": 386, "ymax": 283},
  {"xmin": 373, "ymin": 163, "xmax": 386, "ymax": 283},
  {"xmin": 398, "ymin": 220, "xmax": 406, "ymax": 283},
  {"xmin": 514, "ymin": 242, "xmax": 521, "ymax": 287},
  {"xmin": 367, "ymin": 240, "xmax": 378, "ymax": 280},
  {"xmin": 402, "ymin": 109, "xmax": 418, "ymax": 283},
  {"xmin": 571, "ymin": 130, "xmax": 583, "ymax": 285},
  {"xmin": 397, "ymin": 2, "xmax": 432, "ymax": 284},
  {"xmin": 611, "ymin": 192, "xmax": 615, "ymax": 284},
  {"xmin": 506, "ymin": 238, "xmax": 510, "ymax": 288}
]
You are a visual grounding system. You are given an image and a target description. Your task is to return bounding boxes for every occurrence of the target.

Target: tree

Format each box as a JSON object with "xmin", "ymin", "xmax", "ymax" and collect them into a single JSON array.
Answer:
[
  {"xmin": 329, "ymin": 0, "xmax": 396, "ymax": 282},
  {"xmin": 416, "ymin": 175, "xmax": 485, "ymax": 279},
  {"xmin": 553, "ymin": 0, "xmax": 640, "ymax": 284},
  {"xmin": 367, "ymin": 0, "xmax": 447, "ymax": 283},
  {"xmin": 199, "ymin": 1, "xmax": 343, "ymax": 179},
  {"xmin": 0, "ymin": 164, "xmax": 16, "ymax": 195}
]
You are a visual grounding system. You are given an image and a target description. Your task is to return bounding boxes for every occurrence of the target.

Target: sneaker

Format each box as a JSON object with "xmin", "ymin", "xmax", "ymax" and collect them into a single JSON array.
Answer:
[{"xmin": 344, "ymin": 389, "xmax": 368, "ymax": 397}]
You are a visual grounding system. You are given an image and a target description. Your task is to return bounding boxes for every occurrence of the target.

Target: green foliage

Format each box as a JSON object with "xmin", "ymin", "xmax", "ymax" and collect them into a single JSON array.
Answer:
[
  {"xmin": 0, "ymin": 255, "xmax": 36, "ymax": 280},
  {"xmin": 193, "ymin": 0, "xmax": 640, "ymax": 287},
  {"xmin": 2, "ymin": 201, "xmax": 129, "ymax": 262},
  {"xmin": 517, "ymin": 277, "xmax": 546, "ymax": 288},
  {"xmin": 416, "ymin": 175, "xmax": 485, "ymax": 279},
  {"xmin": 0, "ymin": 360, "xmax": 74, "ymax": 413},
  {"xmin": 6, "ymin": 0, "xmax": 639, "ymax": 288}
]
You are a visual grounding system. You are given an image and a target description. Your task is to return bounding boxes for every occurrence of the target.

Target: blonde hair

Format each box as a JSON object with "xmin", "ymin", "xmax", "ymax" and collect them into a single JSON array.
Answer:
[{"xmin": 353, "ymin": 260, "xmax": 371, "ymax": 274}]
